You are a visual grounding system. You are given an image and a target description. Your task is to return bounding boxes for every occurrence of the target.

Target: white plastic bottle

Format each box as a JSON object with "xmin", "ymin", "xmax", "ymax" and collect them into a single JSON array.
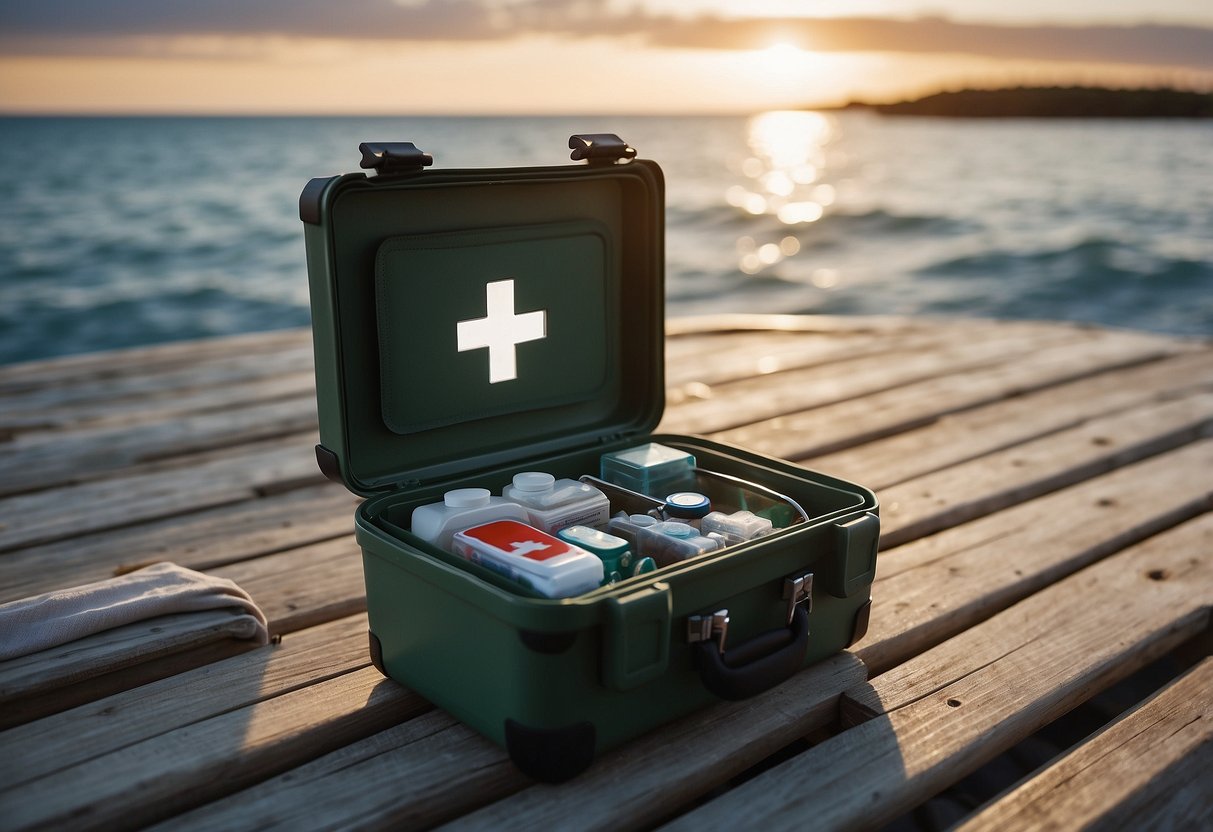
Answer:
[
  {"xmin": 502, "ymin": 472, "xmax": 610, "ymax": 534},
  {"xmin": 410, "ymin": 488, "xmax": 528, "ymax": 551}
]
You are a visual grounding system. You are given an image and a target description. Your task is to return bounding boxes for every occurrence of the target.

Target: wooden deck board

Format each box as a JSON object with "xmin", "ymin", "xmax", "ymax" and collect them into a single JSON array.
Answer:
[
  {"xmin": 0, "ymin": 614, "xmax": 371, "ymax": 788},
  {"xmin": 856, "ymin": 440, "xmax": 1213, "ymax": 676},
  {"xmin": 661, "ymin": 516, "xmax": 1213, "ymax": 832},
  {"xmin": 0, "ymin": 483, "xmax": 358, "ymax": 605},
  {"xmin": 955, "ymin": 657, "xmax": 1213, "ymax": 832},
  {"xmin": 716, "ymin": 331, "xmax": 1193, "ymax": 461},
  {"xmin": 1, "ymin": 315, "xmax": 1208, "ymax": 831}
]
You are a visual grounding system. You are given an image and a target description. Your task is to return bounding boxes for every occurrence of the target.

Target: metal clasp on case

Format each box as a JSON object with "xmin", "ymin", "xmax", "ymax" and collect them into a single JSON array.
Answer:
[
  {"xmin": 358, "ymin": 141, "xmax": 434, "ymax": 175},
  {"xmin": 568, "ymin": 134, "xmax": 637, "ymax": 164},
  {"xmin": 783, "ymin": 572, "xmax": 813, "ymax": 624},
  {"xmin": 687, "ymin": 609, "xmax": 730, "ymax": 654}
]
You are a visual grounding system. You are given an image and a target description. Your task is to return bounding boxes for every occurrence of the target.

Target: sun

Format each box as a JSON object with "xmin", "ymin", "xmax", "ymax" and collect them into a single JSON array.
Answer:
[{"xmin": 758, "ymin": 42, "xmax": 810, "ymax": 77}]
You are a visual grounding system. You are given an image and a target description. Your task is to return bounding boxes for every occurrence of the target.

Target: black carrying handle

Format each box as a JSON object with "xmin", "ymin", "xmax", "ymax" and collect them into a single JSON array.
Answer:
[{"xmin": 692, "ymin": 605, "xmax": 810, "ymax": 700}]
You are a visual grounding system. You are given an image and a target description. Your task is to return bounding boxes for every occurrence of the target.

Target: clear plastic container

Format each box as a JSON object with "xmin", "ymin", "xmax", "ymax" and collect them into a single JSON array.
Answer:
[
  {"xmin": 600, "ymin": 443, "xmax": 696, "ymax": 497},
  {"xmin": 638, "ymin": 520, "xmax": 719, "ymax": 567},
  {"xmin": 687, "ymin": 469, "xmax": 809, "ymax": 529},
  {"xmin": 606, "ymin": 513, "xmax": 659, "ymax": 555},
  {"xmin": 579, "ymin": 474, "xmax": 666, "ymax": 518},
  {"xmin": 700, "ymin": 510, "xmax": 774, "ymax": 545},
  {"xmin": 503, "ymin": 472, "xmax": 610, "ymax": 534},
  {"xmin": 411, "ymin": 488, "xmax": 528, "ymax": 551}
]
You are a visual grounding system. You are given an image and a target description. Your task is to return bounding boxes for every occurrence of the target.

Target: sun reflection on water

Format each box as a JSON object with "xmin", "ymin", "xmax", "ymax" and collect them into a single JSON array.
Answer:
[{"xmin": 730, "ymin": 110, "xmax": 838, "ymax": 278}]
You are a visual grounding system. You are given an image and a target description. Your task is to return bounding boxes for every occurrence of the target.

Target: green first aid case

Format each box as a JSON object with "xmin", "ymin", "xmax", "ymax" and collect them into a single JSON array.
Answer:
[{"xmin": 300, "ymin": 134, "xmax": 879, "ymax": 782}]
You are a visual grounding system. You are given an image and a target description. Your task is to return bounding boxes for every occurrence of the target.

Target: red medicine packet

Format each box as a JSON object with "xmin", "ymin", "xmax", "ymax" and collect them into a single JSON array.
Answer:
[{"xmin": 452, "ymin": 520, "xmax": 604, "ymax": 598}]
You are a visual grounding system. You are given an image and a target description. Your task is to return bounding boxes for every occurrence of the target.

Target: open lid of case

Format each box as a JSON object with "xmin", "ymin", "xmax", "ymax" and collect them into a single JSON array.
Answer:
[{"xmin": 300, "ymin": 135, "xmax": 666, "ymax": 496}]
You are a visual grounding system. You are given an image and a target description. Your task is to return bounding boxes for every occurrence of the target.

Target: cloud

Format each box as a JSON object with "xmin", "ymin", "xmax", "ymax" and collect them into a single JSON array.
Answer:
[
  {"xmin": 644, "ymin": 16, "xmax": 1213, "ymax": 69},
  {"xmin": 0, "ymin": 0, "xmax": 508, "ymax": 41},
  {"xmin": 1, "ymin": 0, "xmax": 1211, "ymax": 70}
]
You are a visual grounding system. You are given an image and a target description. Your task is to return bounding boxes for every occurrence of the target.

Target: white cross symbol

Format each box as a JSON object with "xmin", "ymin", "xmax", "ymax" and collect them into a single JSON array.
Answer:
[
  {"xmin": 456, "ymin": 279, "xmax": 547, "ymax": 384},
  {"xmin": 509, "ymin": 539, "xmax": 551, "ymax": 558}
]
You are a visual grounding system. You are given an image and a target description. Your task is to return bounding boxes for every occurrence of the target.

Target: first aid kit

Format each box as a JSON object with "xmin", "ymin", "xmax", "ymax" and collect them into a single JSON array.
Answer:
[{"xmin": 301, "ymin": 133, "xmax": 879, "ymax": 781}]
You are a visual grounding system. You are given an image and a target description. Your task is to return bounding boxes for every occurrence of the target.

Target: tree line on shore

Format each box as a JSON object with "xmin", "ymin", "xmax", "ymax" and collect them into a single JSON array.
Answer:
[{"xmin": 837, "ymin": 86, "xmax": 1213, "ymax": 118}]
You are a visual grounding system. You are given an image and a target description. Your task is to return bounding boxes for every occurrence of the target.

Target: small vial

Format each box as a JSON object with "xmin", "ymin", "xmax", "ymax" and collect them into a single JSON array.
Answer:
[
  {"xmin": 663, "ymin": 491, "xmax": 712, "ymax": 527},
  {"xmin": 411, "ymin": 488, "xmax": 528, "ymax": 550},
  {"xmin": 639, "ymin": 520, "xmax": 719, "ymax": 567},
  {"xmin": 606, "ymin": 513, "xmax": 659, "ymax": 556},
  {"xmin": 503, "ymin": 472, "xmax": 610, "ymax": 535},
  {"xmin": 558, "ymin": 525, "xmax": 633, "ymax": 583},
  {"xmin": 700, "ymin": 510, "xmax": 774, "ymax": 546}
]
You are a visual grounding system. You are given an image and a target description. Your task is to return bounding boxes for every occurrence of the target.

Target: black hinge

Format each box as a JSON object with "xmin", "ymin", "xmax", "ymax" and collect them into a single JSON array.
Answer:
[
  {"xmin": 358, "ymin": 141, "xmax": 434, "ymax": 175},
  {"xmin": 569, "ymin": 134, "xmax": 637, "ymax": 165}
]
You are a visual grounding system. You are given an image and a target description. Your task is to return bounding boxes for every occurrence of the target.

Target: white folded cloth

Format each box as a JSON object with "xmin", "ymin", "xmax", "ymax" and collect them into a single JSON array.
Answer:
[{"xmin": 0, "ymin": 562, "xmax": 269, "ymax": 662}]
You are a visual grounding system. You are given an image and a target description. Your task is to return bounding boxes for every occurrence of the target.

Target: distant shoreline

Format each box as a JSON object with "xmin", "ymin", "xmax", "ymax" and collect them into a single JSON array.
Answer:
[{"xmin": 833, "ymin": 86, "xmax": 1213, "ymax": 119}]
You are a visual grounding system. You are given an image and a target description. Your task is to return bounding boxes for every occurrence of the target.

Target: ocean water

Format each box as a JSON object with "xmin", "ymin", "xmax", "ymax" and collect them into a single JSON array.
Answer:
[{"xmin": 0, "ymin": 114, "xmax": 1210, "ymax": 364}]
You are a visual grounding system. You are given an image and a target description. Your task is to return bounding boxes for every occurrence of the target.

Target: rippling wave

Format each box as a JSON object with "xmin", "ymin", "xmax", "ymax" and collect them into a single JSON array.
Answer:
[{"xmin": 1, "ymin": 114, "xmax": 1210, "ymax": 364}]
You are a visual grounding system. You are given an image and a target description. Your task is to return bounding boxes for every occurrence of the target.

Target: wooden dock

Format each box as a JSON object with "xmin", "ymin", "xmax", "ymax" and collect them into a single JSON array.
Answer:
[{"xmin": 1, "ymin": 315, "xmax": 1210, "ymax": 830}]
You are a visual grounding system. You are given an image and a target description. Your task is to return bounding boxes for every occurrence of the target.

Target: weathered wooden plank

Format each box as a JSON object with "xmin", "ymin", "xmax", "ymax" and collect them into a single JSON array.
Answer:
[
  {"xmin": 0, "ymin": 433, "xmax": 322, "ymax": 552},
  {"xmin": 0, "ymin": 637, "xmax": 257, "ymax": 731},
  {"xmin": 0, "ymin": 342, "xmax": 313, "ymax": 429},
  {"xmin": 0, "ymin": 397, "xmax": 319, "ymax": 497},
  {"xmin": 659, "ymin": 325, "xmax": 1079, "ymax": 434},
  {"xmin": 0, "ymin": 345, "xmax": 311, "ymax": 419},
  {"xmin": 0, "ymin": 613, "xmax": 370, "ymax": 788},
  {"xmin": 876, "ymin": 391, "xmax": 1213, "ymax": 549},
  {"xmin": 664, "ymin": 313, "xmax": 945, "ymax": 337},
  {"xmin": 717, "ymin": 333, "xmax": 1199, "ymax": 462},
  {"xmin": 0, "ymin": 610, "xmax": 264, "ymax": 729},
  {"xmin": 160, "ymin": 710, "xmax": 524, "ymax": 832},
  {"xmin": 0, "ymin": 328, "xmax": 310, "ymax": 390},
  {"xmin": 664, "ymin": 322, "xmax": 1046, "ymax": 393},
  {"xmin": 667, "ymin": 330, "xmax": 883, "ymax": 392},
  {"xmin": 212, "ymin": 536, "xmax": 365, "ymax": 634},
  {"xmin": 955, "ymin": 658, "xmax": 1213, "ymax": 832},
  {"xmin": 809, "ymin": 348, "xmax": 1213, "ymax": 490},
  {"xmin": 660, "ymin": 515, "xmax": 1213, "ymax": 832},
  {"xmin": 0, "ymin": 483, "xmax": 357, "ymax": 604},
  {"xmin": 0, "ymin": 370, "xmax": 315, "ymax": 436},
  {"xmin": 160, "ymin": 654, "xmax": 865, "ymax": 832},
  {"xmin": 0, "ymin": 667, "xmax": 428, "ymax": 832},
  {"xmin": 442, "ymin": 653, "xmax": 866, "ymax": 832},
  {"xmin": 664, "ymin": 329, "xmax": 809, "ymax": 363},
  {"xmin": 858, "ymin": 440, "xmax": 1213, "ymax": 675},
  {"xmin": 855, "ymin": 514, "xmax": 1213, "ymax": 716}
]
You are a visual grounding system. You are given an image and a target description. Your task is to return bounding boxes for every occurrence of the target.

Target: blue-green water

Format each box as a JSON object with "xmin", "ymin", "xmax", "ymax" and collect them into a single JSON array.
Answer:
[{"xmin": 0, "ymin": 114, "xmax": 1210, "ymax": 364}]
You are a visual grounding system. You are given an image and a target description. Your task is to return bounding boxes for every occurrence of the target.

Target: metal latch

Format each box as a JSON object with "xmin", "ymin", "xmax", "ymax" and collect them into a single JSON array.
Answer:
[
  {"xmin": 568, "ymin": 133, "xmax": 637, "ymax": 164},
  {"xmin": 358, "ymin": 141, "xmax": 434, "ymax": 175},
  {"xmin": 687, "ymin": 609, "xmax": 730, "ymax": 654},
  {"xmin": 783, "ymin": 572, "xmax": 813, "ymax": 624}
]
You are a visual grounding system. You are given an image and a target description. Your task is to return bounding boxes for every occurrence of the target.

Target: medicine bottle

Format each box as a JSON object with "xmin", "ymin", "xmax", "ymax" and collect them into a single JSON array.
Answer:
[
  {"xmin": 503, "ymin": 472, "xmax": 610, "ymax": 534},
  {"xmin": 411, "ymin": 488, "xmax": 528, "ymax": 551}
]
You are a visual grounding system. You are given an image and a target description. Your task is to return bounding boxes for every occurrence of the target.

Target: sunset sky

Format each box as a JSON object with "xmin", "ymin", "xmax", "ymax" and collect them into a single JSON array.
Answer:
[{"xmin": 2, "ymin": 0, "xmax": 1212, "ymax": 114}]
